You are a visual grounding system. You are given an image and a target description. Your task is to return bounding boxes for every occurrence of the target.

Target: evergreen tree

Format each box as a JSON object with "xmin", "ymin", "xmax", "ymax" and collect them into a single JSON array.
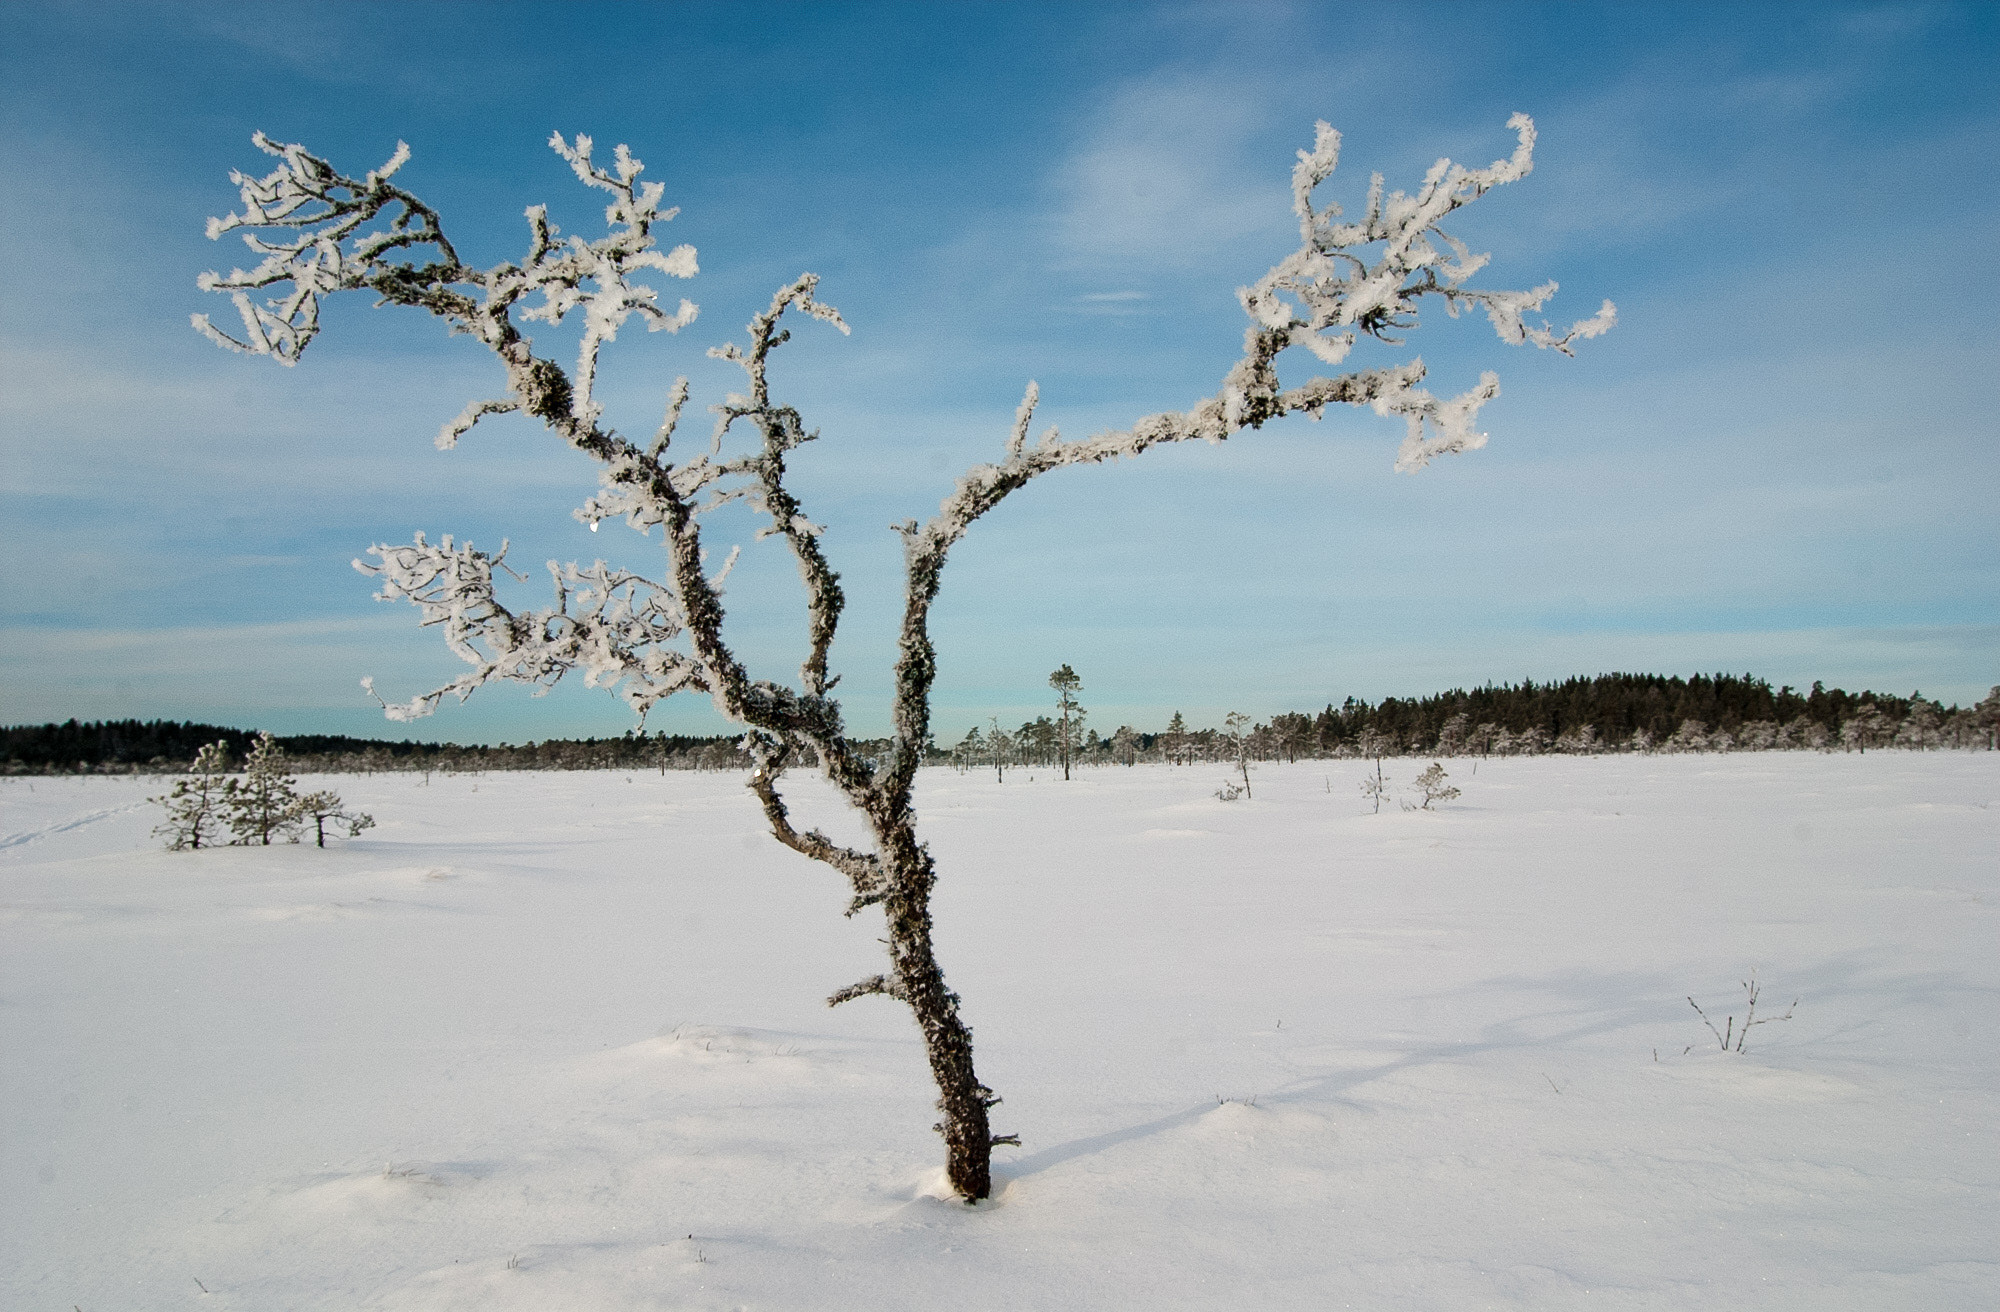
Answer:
[
  {"xmin": 987, "ymin": 717, "xmax": 1013, "ymax": 782},
  {"xmin": 1224, "ymin": 711, "xmax": 1254, "ymax": 799},
  {"xmin": 1409, "ymin": 762, "xmax": 1460, "ymax": 809},
  {"xmin": 296, "ymin": 790, "xmax": 376, "ymax": 848},
  {"xmin": 1049, "ymin": 665, "xmax": 1083, "ymax": 781},
  {"xmin": 150, "ymin": 740, "xmax": 233, "ymax": 850},
  {"xmin": 223, "ymin": 731, "xmax": 303, "ymax": 845},
  {"xmin": 1360, "ymin": 758, "xmax": 1390, "ymax": 814}
]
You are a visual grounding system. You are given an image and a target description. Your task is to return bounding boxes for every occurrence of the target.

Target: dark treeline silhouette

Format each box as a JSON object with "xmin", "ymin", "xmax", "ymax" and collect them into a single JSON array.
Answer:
[
  {"xmin": 1, "ymin": 719, "xmax": 749, "ymax": 775},
  {"xmin": 10, "ymin": 674, "xmax": 1996, "ymax": 775},
  {"xmin": 1310, "ymin": 673, "xmax": 1920, "ymax": 750},
  {"xmin": 955, "ymin": 672, "xmax": 1997, "ymax": 769}
]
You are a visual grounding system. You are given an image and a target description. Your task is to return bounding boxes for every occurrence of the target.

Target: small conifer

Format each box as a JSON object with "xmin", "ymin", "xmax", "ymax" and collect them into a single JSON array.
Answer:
[
  {"xmin": 223, "ymin": 731, "xmax": 303, "ymax": 845},
  {"xmin": 150, "ymin": 740, "xmax": 233, "ymax": 850}
]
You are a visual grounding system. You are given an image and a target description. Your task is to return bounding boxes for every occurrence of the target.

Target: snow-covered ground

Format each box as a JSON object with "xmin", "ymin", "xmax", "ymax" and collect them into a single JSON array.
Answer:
[{"xmin": 4, "ymin": 754, "xmax": 1996, "ymax": 1310}]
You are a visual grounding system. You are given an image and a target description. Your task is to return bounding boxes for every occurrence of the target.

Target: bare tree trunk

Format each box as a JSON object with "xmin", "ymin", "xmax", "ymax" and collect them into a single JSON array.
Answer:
[{"xmin": 877, "ymin": 837, "xmax": 999, "ymax": 1198}]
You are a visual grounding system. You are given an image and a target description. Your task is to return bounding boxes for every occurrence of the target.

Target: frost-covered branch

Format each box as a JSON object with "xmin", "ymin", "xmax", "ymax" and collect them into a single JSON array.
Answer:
[
  {"xmin": 828, "ymin": 974, "xmax": 908, "ymax": 1007},
  {"xmin": 870, "ymin": 117, "xmax": 1612, "ymax": 819},
  {"xmin": 707, "ymin": 277, "xmax": 852, "ymax": 701},
  {"xmin": 355, "ymin": 532, "xmax": 706, "ymax": 721},
  {"xmin": 1244, "ymin": 115, "xmax": 1615, "ymax": 370},
  {"xmin": 194, "ymin": 135, "xmax": 451, "ymax": 364}
]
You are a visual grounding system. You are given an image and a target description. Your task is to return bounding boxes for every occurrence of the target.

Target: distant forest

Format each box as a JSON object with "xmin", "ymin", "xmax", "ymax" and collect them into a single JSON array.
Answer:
[{"xmin": 5, "ymin": 673, "xmax": 1995, "ymax": 775}]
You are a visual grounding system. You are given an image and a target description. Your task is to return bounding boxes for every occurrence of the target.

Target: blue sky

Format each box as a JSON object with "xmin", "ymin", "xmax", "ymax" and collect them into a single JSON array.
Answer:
[{"xmin": 2, "ymin": 1, "xmax": 1995, "ymax": 743}]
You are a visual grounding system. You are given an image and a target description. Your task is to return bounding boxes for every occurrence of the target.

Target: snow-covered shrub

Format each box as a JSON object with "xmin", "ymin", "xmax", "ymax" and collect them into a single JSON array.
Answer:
[
  {"xmin": 1223, "ymin": 711, "xmax": 1254, "ymax": 799},
  {"xmin": 297, "ymin": 789, "xmax": 376, "ymax": 847},
  {"xmin": 1666, "ymin": 718, "xmax": 1710, "ymax": 753},
  {"xmin": 1409, "ymin": 762, "xmax": 1460, "ymax": 809},
  {"xmin": 150, "ymin": 740, "xmax": 232, "ymax": 850},
  {"xmin": 197, "ymin": 116, "xmax": 1608, "ymax": 1200},
  {"xmin": 1360, "ymin": 759, "xmax": 1391, "ymax": 814}
]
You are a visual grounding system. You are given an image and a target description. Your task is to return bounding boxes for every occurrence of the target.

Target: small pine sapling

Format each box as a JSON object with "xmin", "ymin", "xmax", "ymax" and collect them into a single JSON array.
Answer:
[
  {"xmin": 1360, "ymin": 758, "xmax": 1390, "ymax": 814},
  {"xmin": 1049, "ymin": 664, "xmax": 1084, "ymax": 781},
  {"xmin": 1224, "ymin": 711, "xmax": 1254, "ymax": 799},
  {"xmin": 223, "ymin": 731, "xmax": 303, "ymax": 845},
  {"xmin": 150, "ymin": 740, "xmax": 233, "ymax": 850},
  {"xmin": 297, "ymin": 790, "xmax": 377, "ymax": 847},
  {"xmin": 1410, "ymin": 761, "xmax": 1460, "ymax": 809}
]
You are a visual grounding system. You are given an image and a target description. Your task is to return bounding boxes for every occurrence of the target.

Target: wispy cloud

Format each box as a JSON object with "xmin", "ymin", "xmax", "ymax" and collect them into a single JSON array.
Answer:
[
  {"xmin": 1045, "ymin": 69, "xmax": 1290, "ymax": 271},
  {"xmin": 1069, "ymin": 290, "xmax": 1151, "ymax": 316}
]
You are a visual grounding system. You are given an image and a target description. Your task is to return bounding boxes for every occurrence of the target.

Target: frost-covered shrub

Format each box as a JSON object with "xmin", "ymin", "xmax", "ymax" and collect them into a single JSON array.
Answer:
[
  {"xmin": 296, "ymin": 789, "xmax": 376, "ymax": 847},
  {"xmin": 1409, "ymin": 762, "xmax": 1460, "ymax": 809},
  {"xmin": 1666, "ymin": 718, "xmax": 1710, "ymax": 753},
  {"xmin": 1360, "ymin": 759, "xmax": 1391, "ymax": 814}
]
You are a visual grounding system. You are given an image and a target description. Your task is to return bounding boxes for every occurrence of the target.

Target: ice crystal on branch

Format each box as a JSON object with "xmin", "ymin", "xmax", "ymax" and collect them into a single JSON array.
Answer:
[{"xmin": 355, "ymin": 533, "xmax": 703, "ymax": 722}]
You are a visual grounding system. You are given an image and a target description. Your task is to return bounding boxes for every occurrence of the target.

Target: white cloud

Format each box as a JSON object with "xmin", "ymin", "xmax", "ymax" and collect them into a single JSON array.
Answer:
[{"xmin": 1046, "ymin": 70, "xmax": 1290, "ymax": 271}]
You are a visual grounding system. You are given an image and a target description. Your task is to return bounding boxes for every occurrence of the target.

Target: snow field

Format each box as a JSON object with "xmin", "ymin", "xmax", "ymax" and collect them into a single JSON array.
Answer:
[{"xmin": 3, "ymin": 753, "xmax": 1996, "ymax": 1309}]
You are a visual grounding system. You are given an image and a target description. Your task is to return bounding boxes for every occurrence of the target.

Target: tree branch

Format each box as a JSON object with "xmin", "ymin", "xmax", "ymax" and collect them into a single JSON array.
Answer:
[{"xmin": 827, "ymin": 973, "xmax": 908, "ymax": 1007}]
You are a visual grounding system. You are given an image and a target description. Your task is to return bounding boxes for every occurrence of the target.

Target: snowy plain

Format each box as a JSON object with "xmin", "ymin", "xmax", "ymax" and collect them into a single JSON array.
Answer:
[{"xmin": 3, "ymin": 753, "xmax": 1996, "ymax": 1311}]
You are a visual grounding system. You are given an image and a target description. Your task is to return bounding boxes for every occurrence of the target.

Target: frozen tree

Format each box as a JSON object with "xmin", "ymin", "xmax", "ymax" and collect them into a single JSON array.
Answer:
[
  {"xmin": 952, "ymin": 726, "xmax": 986, "ymax": 773},
  {"xmin": 1019, "ymin": 716, "xmax": 1058, "ymax": 768},
  {"xmin": 1976, "ymin": 686, "xmax": 2000, "ymax": 751},
  {"xmin": 1049, "ymin": 664, "xmax": 1084, "ymax": 781},
  {"xmin": 1841, "ymin": 703, "xmax": 1891, "ymax": 753},
  {"xmin": 1470, "ymin": 721, "xmax": 1501, "ymax": 757},
  {"xmin": 197, "ymin": 116, "xmax": 1607, "ymax": 1200},
  {"xmin": 987, "ymin": 717, "xmax": 1013, "ymax": 782},
  {"xmin": 1893, "ymin": 699, "xmax": 1941, "ymax": 750},
  {"xmin": 1355, "ymin": 725, "xmax": 1394, "ymax": 763},
  {"xmin": 1222, "ymin": 711, "xmax": 1256, "ymax": 798},
  {"xmin": 150, "ymin": 740, "xmax": 233, "ymax": 850},
  {"xmin": 1409, "ymin": 762, "xmax": 1461, "ymax": 809},
  {"xmin": 1435, "ymin": 711, "xmax": 1470, "ymax": 757},
  {"xmin": 1666, "ymin": 718, "xmax": 1710, "ymax": 753},
  {"xmin": 1163, "ymin": 711, "xmax": 1191, "ymax": 766},
  {"xmin": 1737, "ymin": 720, "xmax": 1778, "ymax": 752},
  {"xmin": 297, "ymin": 790, "xmax": 377, "ymax": 847},
  {"xmin": 224, "ymin": 731, "xmax": 303, "ymax": 845},
  {"xmin": 1359, "ymin": 757, "xmax": 1391, "ymax": 814}
]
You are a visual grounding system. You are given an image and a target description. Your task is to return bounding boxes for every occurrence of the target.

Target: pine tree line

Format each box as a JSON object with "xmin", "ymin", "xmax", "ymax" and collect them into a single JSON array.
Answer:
[
  {"xmin": 1, "ymin": 720, "xmax": 750, "ymax": 775},
  {"xmin": 949, "ymin": 672, "xmax": 2000, "ymax": 768},
  {"xmin": 12, "ymin": 674, "xmax": 1998, "ymax": 777}
]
